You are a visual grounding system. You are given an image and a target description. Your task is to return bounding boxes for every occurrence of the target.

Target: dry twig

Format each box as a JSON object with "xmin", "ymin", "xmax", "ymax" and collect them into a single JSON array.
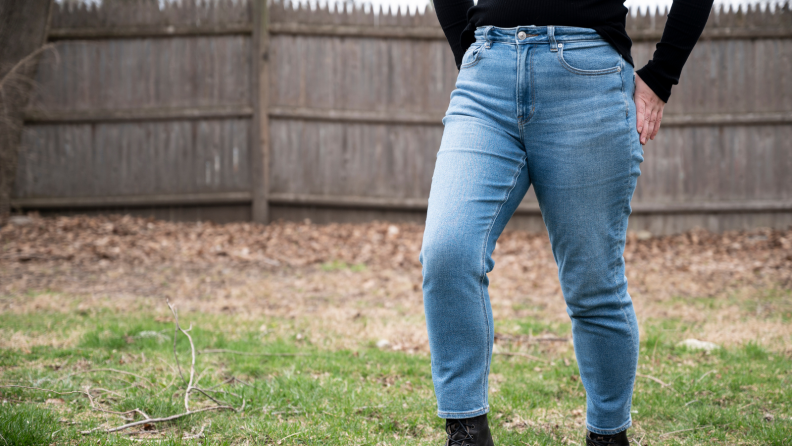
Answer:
[
  {"xmin": 79, "ymin": 301, "xmax": 245, "ymax": 435},
  {"xmin": 168, "ymin": 300, "xmax": 197, "ymax": 412},
  {"xmin": 199, "ymin": 349, "xmax": 308, "ymax": 356},
  {"xmin": 636, "ymin": 373, "xmax": 677, "ymax": 392},
  {"xmin": 0, "ymin": 385, "xmax": 88, "ymax": 397},
  {"xmin": 81, "ymin": 405, "xmax": 235, "ymax": 435},
  {"xmin": 67, "ymin": 368, "xmax": 154, "ymax": 387},
  {"xmin": 494, "ymin": 352, "xmax": 549, "ymax": 363}
]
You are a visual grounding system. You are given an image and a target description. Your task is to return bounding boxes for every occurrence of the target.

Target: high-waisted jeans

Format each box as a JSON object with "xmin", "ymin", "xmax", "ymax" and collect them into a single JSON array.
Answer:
[{"xmin": 420, "ymin": 26, "xmax": 643, "ymax": 435}]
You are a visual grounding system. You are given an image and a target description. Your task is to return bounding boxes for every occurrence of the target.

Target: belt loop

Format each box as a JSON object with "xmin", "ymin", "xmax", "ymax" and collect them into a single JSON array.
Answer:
[
  {"xmin": 484, "ymin": 26, "xmax": 493, "ymax": 49},
  {"xmin": 548, "ymin": 25, "xmax": 558, "ymax": 52}
]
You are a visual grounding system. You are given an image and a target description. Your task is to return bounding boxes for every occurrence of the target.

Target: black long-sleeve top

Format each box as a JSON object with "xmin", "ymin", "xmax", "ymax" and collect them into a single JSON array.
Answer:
[{"xmin": 433, "ymin": 0, "xmax": 714, "ymax": 102}]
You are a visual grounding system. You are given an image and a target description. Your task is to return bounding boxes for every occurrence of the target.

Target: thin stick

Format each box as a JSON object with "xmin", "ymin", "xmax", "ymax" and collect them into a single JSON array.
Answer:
[
  {"xmin": 168, "ymin": 300, "xmax": 196, "ymax": 412},
  {"xmin": 80, "ymin": 405, "xmax": 235, "ymax": 434},
  {"xmin": 277, "ymin": 431, "xmax": 301, "ymax": 444},
  {"xmin": 636, "ymin": 373, "xmax": 676, "ymax": 392},
  {"xmin": 696, "ymin": 370, "xmax": 716, "ymax": 382},
  {"xmin": 199, "ymin": 387, "xmax": 242, "ymax": 399},
  {"xmin": 198, "ymin": 349, "xmax": 308, "ymax": 356},
  {"xmin": 207, "ymin": 377, "xmax": 235, "ymax": 390},
  {"xmin": 494, "ymin": 352, "xmax": 549, "ymax": 363},
  {"xmin": 182, "ymin": 421, "xmax": 210, "ymax": 440},
  {"xmin": 66, "ymin": 369, "xmax": 154, "ymax": 387},
  {"xmin": 231, "ymin": 376, "xmax": 255, "ymax": 388},
  {"xmin": 190, "ymin": 387, "xmax": 228, "ymax": 407},
  {"xmin": 170, "ymin": 304, "xmax": 187, "ymax": 387},
  {"xmin": 0, "ymin": 385, "xmax": 87, "ymax": 397}
]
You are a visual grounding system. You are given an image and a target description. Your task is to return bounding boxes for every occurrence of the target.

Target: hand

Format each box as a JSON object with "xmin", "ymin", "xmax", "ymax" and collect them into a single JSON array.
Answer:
[{"xmin": 634, "ymin": 73, "xmax": 665, "ymax": 145}]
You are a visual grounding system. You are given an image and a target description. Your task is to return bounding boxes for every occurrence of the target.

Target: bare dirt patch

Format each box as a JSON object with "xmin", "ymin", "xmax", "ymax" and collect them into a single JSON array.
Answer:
[{"xmin": 2, "ymin": 215, "xmax": 791, "ymax": 351}]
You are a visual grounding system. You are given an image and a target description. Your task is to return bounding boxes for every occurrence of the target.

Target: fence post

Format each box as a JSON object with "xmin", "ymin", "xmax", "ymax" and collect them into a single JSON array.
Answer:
[
  {"xmin": 0, "ymin": 0, "xmax": 53, "ymax": 224},
  {"xmin": 252, "ymin": 0, "xmax": 271, "ymax": 224}
]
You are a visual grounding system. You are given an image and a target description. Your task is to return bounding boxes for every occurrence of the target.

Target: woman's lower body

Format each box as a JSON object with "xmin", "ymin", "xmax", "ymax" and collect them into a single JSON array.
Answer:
[{"xmin": 421, "ymin": 26, "xmax": 643, "ymax": 436}]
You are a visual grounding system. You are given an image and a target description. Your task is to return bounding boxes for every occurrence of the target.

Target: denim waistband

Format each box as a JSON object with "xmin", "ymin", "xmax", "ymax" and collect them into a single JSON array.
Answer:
[{"xmin": 474, "ymin": 26, "xmax": 603, "ymax": 50}]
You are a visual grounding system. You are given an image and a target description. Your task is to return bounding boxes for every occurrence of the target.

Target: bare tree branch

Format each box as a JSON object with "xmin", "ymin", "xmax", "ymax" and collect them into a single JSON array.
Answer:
[
  {"xmin": 80, "ymin": 405, "xmax": 236, "ymax": 435},
  {"xmin": 167, "ymin": 300, "xmax": 196, "ymax": 412},
  {"xmin": 494, "ymin": 352, "xmax": 549, "ymax": 363},
  {"xmin": 198, "ymin": 349, "xmax": 308, "ymax": 356}
]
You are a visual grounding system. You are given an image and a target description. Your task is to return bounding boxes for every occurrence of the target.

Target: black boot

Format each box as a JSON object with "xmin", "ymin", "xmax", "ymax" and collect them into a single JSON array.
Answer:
[
  {"xmin": 585, "ymin": 429, "xmax": 630, "ymax": 446},
  {"xmin": 445, "ymin": 414, "xmax": 494, "ymax": 446}
]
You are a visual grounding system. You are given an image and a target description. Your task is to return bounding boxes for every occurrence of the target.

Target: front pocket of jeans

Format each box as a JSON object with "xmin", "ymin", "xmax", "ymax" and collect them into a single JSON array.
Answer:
[
  {"xmin": 460, "ymin": 44, "xmax": 484, "ymax": 69},
  {"xmin": 556, "ymin": 43, "xmax": 621, "ymax": 76}
]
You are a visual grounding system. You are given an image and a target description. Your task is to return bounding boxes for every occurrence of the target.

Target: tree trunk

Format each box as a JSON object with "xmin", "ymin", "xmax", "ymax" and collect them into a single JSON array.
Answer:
[{"xmin": 0, "ymin": 0, "xmax": 52, "ymax": 224}]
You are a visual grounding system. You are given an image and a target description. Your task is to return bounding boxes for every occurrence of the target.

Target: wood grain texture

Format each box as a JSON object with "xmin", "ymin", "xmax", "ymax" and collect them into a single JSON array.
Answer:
[
  {"xmin": 12, "ymin": 1, "xmax": 792, "ymax": 231},
  {"xmin": 14, "ymin": 120, "xmax": 251, "ymax": 198},
  {"xmin": 30, "ymin": 37, "xmax": 252, "ymax": 111}
]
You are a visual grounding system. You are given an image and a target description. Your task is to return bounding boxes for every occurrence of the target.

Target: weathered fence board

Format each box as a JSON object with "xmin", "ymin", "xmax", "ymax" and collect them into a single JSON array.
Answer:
[
  {"xmin": 10, "ymin": 0, "xmax": 792, "ymax": 232},
  {"xmin": 29, "ymin": 37, "xmax": 252, "ymax": 111},
  {"xmin": 16, "ymin": 119, "xmax": 251, "ymax": 198}
]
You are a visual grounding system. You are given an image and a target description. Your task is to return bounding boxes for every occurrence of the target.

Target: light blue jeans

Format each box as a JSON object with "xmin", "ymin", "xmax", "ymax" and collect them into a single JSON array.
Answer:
[{"xmin": 420, "ymin": 26, "xmax": 643, "ymax": 435}]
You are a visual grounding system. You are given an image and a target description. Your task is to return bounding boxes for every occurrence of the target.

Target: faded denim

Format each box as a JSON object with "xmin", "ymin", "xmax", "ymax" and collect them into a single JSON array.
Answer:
[{"xmin": 420, "ymin": 26, "xmax": 643, "ymax": 435}]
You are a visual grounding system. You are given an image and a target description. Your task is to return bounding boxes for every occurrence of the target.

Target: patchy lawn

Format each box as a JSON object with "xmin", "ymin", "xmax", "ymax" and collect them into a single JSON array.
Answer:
[{"xmin": 1, "ymin": 216, "xmax": 791, "ymax": 445}]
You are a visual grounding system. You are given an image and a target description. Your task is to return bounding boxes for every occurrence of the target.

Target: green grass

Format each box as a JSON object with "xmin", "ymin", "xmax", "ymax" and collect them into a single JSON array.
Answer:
[{"xmin": 0, "ymin": 310, "xmax": 790, "ymax": 445}]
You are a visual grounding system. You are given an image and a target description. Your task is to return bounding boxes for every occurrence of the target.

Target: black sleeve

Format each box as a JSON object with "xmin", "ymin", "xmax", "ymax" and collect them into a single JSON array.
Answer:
[
  {"xmin": 432, "ymin": 0, "xmax": 474, "ymax": 69},
  {"xmin": 635, "ymin": 0, "xmax": 714, "ymax": 102}
]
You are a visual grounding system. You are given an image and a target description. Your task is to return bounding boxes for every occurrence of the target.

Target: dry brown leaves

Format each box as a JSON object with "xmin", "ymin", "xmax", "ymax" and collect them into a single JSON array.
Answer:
[
  {"xmin": 0, "ymin": 214, "xmax": 423, "ymax": 269},
  {"xmin": 1, "ymin": 214, "xmax": 791, "ymax": 351}
]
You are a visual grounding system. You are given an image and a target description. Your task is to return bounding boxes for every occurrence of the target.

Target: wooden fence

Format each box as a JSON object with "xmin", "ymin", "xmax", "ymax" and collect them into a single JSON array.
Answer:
[{"xmin": 10, "ymin": 0, "xmax": 792, "ymax": 234}]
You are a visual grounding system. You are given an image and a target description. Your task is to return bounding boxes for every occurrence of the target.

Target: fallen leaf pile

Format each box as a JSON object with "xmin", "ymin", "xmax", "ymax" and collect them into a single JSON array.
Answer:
[
  {"xmin": 1, "ymin": 214, "xmax": 424, "ymax": 269},
  {"xmin": 1, "ymin": 215, "xmax": 790, "ymax": 299},
  {"xmin": 1, "ymin": 214, "xmax": 791, "ymax": 351}
]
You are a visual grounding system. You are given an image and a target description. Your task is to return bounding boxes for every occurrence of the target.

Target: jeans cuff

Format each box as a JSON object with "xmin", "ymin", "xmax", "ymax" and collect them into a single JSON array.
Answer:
[
  {"xmin": 586, "ymin": 418, "xmax": 631, "ymax": 436},
  {"xmin": 438, "ymin": 405, "xmax": 489, "ymax": 419}
]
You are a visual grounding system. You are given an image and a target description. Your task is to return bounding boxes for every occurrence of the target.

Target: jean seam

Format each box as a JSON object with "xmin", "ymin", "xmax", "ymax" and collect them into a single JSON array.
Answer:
[
  {"xmin": 477, "ymin": 155, "xmax": 526, "ymax": 410},
  {"xmin": 587, "ymin": 418, "xmax": 632, "ymax": 436},
  {"xmin": 439, "ymin": 405, "xmax": 490, "ymax": 418},
  {"xmin": 613, "ymin": 66, "xmax": 639, "ymax": 430},
  {"xmin": 518, "ymin": 46, "xmax": 536, "ymax": 127},
  {"xmin": 556, "ymin": 46, "xmax": 621, "ymax": 76},
  {"xmin": 515, "ymin": 42, "xmax": 522, "ymax": 128},
  {"xmin": 461, "ymin": 44, "xmax": 485, "ymax": 69}
]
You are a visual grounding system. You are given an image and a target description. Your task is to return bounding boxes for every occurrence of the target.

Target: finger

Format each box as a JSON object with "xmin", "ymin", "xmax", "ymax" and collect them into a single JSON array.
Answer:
[
  {"xmin": 643, "ymin": 109, "xmax": 658, "ymax": 145},
  {"xmin": 651, "ymin": 108, "xmax": 663, "ymax": 140},
  {"xmin": 635, "ymin": 98, "xmax": 646, "ymax": 133}
]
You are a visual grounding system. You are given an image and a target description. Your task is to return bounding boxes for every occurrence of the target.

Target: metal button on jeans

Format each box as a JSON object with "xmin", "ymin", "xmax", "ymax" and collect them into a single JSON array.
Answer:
[{"xmin": 517, "ymin": 31, "xmax": 527, "ymax": 40}]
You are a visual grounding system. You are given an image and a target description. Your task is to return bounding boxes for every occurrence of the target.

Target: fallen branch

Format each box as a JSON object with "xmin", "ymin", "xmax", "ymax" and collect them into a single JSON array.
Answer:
[
  {"xmin": 191, "ymin": 387, "xmax": 228, "ymax": 407},
  {"xmin": 277, "ymin": 431, "xmax": 302, "ymax": 445},
  {"xmin": 696, "ymin": 370, "xmax": 716, "ymax": 382},
  {"xmin": 79, "ymin": 301, "xmax": 246, "ymax": 435},
  {"xmin": 198, "ymin": 349, "xmax": 308, "ymax": 356},
  {"xmin": 80, "ymin": 404, "xmax": 236, "ymax": 435},
  {"xmin": 183, "ymin": 420, "xmax": 210, "ymax": 440},
  {"xmin": 0, "ymin": 385, "xmax": 87, "ymax": 397},
  {"xmin": 199, "ymin": 387, "xmax": 242, "ymax": 399},
  {"xmin": 494, "ymin": 352, "xmax": 549, "ymax": 363},
  {"xmin": 68, "ymin": 368, "xmax": 154, "ymax": 387},
  {"xmin": 88, "ymin": 405, "xmax": 151, "ymax": 422},
  {"xmin": 168, "ymin": 300, "xmax": 196, "ymax": 412},
  {"xmin": 636, "ymin": 373, "xmax": 677, "ymax": 392}
]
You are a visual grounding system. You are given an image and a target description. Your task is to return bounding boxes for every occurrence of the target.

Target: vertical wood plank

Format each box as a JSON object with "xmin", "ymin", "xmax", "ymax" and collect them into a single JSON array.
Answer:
[{"xmin": 252, "ymin": 0, "xmax": 270, "ymax": 223}]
